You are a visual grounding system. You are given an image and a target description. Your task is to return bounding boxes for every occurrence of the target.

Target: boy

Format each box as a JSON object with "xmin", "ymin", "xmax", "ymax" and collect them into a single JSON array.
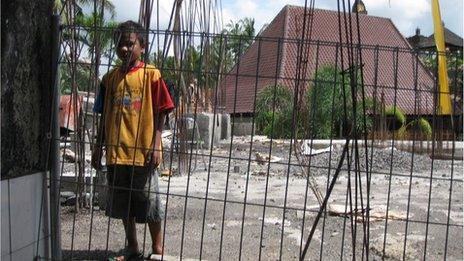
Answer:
[{"xmin": 92, "ymin": 20, "xmax": 174, "ymax": 261}]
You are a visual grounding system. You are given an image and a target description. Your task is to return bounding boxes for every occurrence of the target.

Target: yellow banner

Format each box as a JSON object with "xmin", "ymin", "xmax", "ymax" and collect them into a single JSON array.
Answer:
[{"xmin": 432, "ymin": 0, "xmax": 452, "ymax": 115}]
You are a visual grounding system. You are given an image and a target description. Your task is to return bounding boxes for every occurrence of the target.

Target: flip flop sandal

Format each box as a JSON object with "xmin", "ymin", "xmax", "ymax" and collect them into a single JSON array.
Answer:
[
  {"xmin": 145, "ymin": 253, "xmax": 164, "ymax": 260},
  {"xmin": 108, "ymin": 249, "xmax": 144, "ymax": 261}
]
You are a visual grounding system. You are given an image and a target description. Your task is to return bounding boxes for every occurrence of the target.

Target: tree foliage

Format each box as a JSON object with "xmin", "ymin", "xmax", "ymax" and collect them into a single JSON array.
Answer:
[
  {"xmin": 152, "ymin": 46, "xmax": 202, "ymax": 96},
  {"xmin": 255, "ymin": 65, "xmax": 377, "ymax": 139},
  {"xmin": 223, "ymin": 18, "xmax": 255, "ymax": 61},
  {"xmin": 255, "ymin": 85, "xmax": 296, "ymax": 138},
  {"xmin": 57, "ymin": 0, "xmax": 117, "ymax": 94},
  {"xmin": 384, "ymin": 105, "xmax": 432, "ymax": 139},
  {"xmin": 75, "ymin": 12, "xmax": 118, "ymax": 59},
  {"xmin": 403, "ymin": 117, "xmax": 432, "ymax": 140},
  {"xmin": 306, "ymin": 65, "xmax": 374, "ymax": 138},
  {"xmin": 60, "ymin": 63, "xmax": 93, "ymax": 94},
  {"xmin": 421, "ymin": 52, "xmax": 463, "ymax": 97},
  {"xmin": 385, "ymin": 105, "xmax": 406, "ymax": 130},
  {"xmin": 205, "ymin": 17, "xmax": 256, "ymax": 80},
  {"xmin": 149, "ymin": 17, "xmax": 256, "ymax": 107},
  {"xmin": 396, "ymin": 116, "xmax": 432, "ymax": 140},
  {"xmin": 152, "ymin": 51, "xmax": 176, "ymax": 83}
]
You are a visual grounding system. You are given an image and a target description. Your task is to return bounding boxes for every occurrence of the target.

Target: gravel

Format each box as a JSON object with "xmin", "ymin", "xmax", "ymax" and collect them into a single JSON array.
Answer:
[{"xmin": 59, "ymin": 138, "xmax": 463, "ymax": 260}]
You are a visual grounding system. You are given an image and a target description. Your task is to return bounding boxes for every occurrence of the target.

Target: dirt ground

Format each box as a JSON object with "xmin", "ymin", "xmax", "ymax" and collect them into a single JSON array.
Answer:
[{"xmin": 61, "ymin": 137, "xmax": 463, "ymax": 260}]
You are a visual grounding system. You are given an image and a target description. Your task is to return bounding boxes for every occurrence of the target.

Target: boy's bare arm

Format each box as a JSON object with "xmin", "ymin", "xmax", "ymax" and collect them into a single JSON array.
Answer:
[
  {"xmin": 91, "ymin": 114, "xmax": 105, "ymax": 170},
  {"xmin": 150, "ymin": 111, "xmax": 166, "ymax": 167}
]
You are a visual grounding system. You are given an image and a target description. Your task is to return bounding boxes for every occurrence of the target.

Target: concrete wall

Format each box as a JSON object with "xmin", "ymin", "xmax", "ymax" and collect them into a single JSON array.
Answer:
[
  {"xmin": 1, "ymin": 0, "xmax": 53, "ymax": 179},
  {"xmin": 1, "ymin": 172, "xmax": 50, "ymax": 260},
  {"xmin": 1, "ymin": 1, "xmax": 53, "ymax": 260},
  {"xmin": 188, "ymin": 113, "xmax": 253, "ymax": 147}
]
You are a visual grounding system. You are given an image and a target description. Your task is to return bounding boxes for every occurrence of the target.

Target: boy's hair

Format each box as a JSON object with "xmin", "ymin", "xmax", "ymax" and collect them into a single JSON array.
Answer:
[{"xmin": 114, "ymin": 20, "xmax": 146, "ymax": 47}]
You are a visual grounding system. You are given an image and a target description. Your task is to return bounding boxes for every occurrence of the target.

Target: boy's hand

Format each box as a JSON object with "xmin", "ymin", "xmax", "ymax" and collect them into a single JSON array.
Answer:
[
  {"xmin": 91, "ymin": 147, "xmax": 102, "ymax": 171},
  {"xmin": 148, "ymin": 150, "xmax": 161, "ymax": 168}
]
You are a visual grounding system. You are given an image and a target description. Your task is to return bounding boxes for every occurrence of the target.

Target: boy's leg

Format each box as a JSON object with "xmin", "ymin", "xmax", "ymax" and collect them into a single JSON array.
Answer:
[
  {"xmin": 123, "ymin": 217, "xmax": 138, "ymax": 252},
  {"xmin": 130, "ymin": 166, "xmax": 164, "ymax": 256},
  {"xmin": 109, "ymin": 218, "xmax": 139, "ymax": 261},
  {"xmin": 148, "ymin": 220, "xmax": 163, "ymax": 254}
]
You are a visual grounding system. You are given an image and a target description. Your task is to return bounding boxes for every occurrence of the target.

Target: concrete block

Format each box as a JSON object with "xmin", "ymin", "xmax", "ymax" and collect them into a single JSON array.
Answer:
[
  {"xmin": 231, "ymin": 116, "xmax": 255, "ymax": 136},
  {"xmin": 220, "ymin": 114, "xmax": 231, "ymax": 140},
  {"xmin": 195, "ymin": 113, "xmax": 213, "ymax": 149},
  {"xmin": 183, "ymin": 113, "xmax": 232, "ymax": 149}
]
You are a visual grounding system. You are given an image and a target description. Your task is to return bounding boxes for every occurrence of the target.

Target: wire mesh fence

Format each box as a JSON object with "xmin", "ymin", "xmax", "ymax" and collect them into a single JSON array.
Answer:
[{"xmin": 45, "ymin": 0, "xmax": 463, "ymax": 260}]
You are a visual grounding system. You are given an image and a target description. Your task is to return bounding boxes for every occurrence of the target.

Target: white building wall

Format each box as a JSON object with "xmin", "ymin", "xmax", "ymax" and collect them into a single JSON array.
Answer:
[{"xmin": 1, "ymin": 172, "xmax": 51, "ymax": 260}]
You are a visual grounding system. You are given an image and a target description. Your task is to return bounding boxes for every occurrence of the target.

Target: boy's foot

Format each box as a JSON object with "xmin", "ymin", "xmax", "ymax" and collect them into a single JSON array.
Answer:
[{"xmin": 108, "ymin": 249, "xmax": 143, "ymax": 261}]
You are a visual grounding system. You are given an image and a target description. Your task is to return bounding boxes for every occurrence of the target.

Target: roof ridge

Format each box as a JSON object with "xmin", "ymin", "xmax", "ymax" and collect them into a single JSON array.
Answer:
[
  {"xmin": 424, "ymin": 26, "xmax": 463, "ymax": 48},
  {"xmin": 284, "ymin": 4, "xmax": 396, "ymax": 21},
  {"xmin": 428, "ymin": 26, "xmax": 463, "ymax": 39},
  {"xmin": 443, "ymin": 27, "xmax": 463, "ymax": 39}
]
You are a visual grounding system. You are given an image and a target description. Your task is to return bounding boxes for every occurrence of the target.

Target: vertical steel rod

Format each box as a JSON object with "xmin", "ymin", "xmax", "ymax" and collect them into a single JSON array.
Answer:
[{"xmin": 50, "ymin": 13, "xmax": 63, "ymax": 261}]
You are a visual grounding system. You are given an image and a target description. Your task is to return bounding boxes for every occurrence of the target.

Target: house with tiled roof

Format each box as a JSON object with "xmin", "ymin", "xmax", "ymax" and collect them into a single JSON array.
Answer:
[
  {"xmin": 407, "ymin": 27, "xmax": 463, "ymax": 52},
  {"xmin": 219, "ymin": 5, "xmax": 435, "ymax": 118},
  {"xmin": 407, "ymin": 26, "xmax": 463, "ymax": 121}
]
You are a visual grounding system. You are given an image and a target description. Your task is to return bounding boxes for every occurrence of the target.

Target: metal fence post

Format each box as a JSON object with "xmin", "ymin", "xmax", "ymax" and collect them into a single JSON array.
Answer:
[{"xmin": 50, "ymin": 13, "xmax": 62, "ymax": 261}]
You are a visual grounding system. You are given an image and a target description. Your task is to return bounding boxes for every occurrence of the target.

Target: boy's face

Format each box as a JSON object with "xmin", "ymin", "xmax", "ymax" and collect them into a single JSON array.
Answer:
[{"xmin": 116, "ymin": 32, "xmax": 144, "ymax": 66}]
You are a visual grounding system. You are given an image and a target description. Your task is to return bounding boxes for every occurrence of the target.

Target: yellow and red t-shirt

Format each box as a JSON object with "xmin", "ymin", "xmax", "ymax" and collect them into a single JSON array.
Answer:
[{"xmin": 94, "ymin": 62, "xmax": 174, "ymax": 166}]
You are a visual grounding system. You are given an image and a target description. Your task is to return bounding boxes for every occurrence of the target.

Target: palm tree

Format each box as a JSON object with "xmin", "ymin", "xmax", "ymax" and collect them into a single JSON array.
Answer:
[
  {"xmin": 54, "ymin": 0, "xmax": 116, "ymax": 21},
  {"xmin": 56, "ymin": 0, "xmax": 117, "ymax": 93},
  {"xmin": 240, "ymin": 17, "xmax": 255, "ymax": 49},
  {"xmin": 223, "ymin": 18, "xmax": 256, "ymax": 60},
  {"xmin": 77, "ymin": 12, "xmax": 118, "ymax": 59}
]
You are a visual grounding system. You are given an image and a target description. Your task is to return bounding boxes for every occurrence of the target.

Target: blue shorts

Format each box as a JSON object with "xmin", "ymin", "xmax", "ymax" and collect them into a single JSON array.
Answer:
[{"xmin": 105, "ymin": 165, "xmax": 164, "ymax": 223}]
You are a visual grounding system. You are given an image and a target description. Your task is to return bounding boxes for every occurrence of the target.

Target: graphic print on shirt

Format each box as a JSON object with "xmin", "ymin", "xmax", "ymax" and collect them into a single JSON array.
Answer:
[{"xmin": 112, "ymin": 86, "xmax": 143, "ymax": 115}]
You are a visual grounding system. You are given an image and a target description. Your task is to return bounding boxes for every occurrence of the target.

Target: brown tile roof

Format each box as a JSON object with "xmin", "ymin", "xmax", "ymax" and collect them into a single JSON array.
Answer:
[
  {"xmin": 408, "ymin": 27, "xmax": 463, "ymax": 50},
  {"xmin": 441, "ymin": 27, "xmax": 463, "ymax": 48},
  {"xmin": 220, "ymin": 5, "xmax": 435, "ymax": 115},
  {"xmin": 424, "ymin": 27, "xmax": 463, "ymax": 49}
]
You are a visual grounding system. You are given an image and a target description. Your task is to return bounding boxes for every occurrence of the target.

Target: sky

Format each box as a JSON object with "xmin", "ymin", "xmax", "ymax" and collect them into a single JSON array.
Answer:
[{"xmin": 111, "ymin": 0, "xmax": 463, "ymax": 38}]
